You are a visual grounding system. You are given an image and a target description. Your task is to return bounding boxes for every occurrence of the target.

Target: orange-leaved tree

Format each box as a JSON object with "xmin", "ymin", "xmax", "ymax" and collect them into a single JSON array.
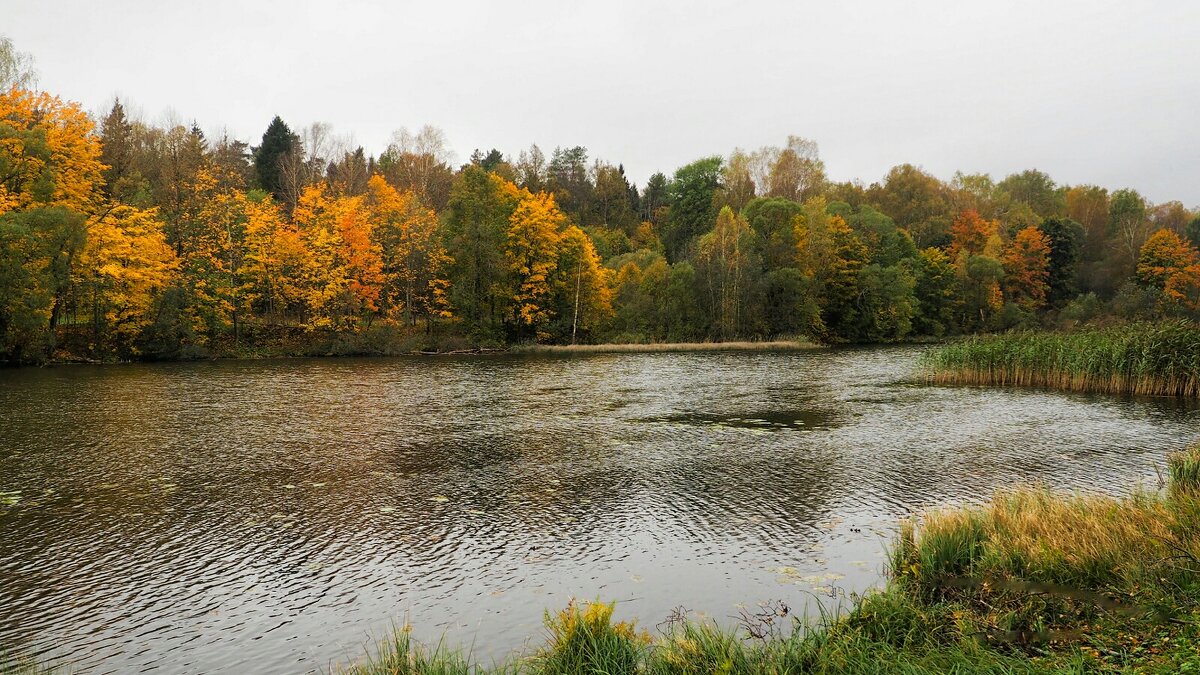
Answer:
[
  {"xmin": 365, "ymin": 175, "xmax": 451, "ymax": 326},
  {"xmin": 1002, "ymin": 225, "xmax": 1051, "ymax": 309},
  {"xmin": 948, "ymin": 209, "xmax": 999, "ymax": 259},
  {"xmin": 1136, "ymin": 228, "xmax": 1198, "ymax": 290}
]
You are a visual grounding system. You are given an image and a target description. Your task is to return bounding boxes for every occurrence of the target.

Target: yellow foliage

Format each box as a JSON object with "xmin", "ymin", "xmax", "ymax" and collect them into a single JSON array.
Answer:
[
  {"xmin": 366, "ymin": 175, "xmax": 453, "ymax": 323},
  {"xmin": 78, "ymin": 205, "xmax": 177, "ymax": 350},
  {"xmin": 554, "ymin": 225, "xmax": 613, "ymax": 338},
  {"xmin": 292, "ymin": 184, "xmax": 383, "ymax": 328},
  {"xmin": 0, "ymin": 86, "xmax": 104, "ymax": 216},
  {"xmin": 505, "ymin": 189, "xmax": 563, "ymax": 334}
]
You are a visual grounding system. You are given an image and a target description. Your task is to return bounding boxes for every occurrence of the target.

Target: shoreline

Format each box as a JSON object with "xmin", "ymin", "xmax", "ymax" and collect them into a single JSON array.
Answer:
[
  {"xmin": 13, "ymin": 339, "xmax": 827, "ymax": 368},
  {"xmin": 507, "ymin": 339, "xmax": 821, "ymax": 354}
]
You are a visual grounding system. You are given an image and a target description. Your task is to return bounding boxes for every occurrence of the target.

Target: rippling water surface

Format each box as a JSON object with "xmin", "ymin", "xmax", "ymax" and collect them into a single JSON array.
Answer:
[{"xmin": 1, "ymin": 347, "xmax": 1198, "ymax": 673}]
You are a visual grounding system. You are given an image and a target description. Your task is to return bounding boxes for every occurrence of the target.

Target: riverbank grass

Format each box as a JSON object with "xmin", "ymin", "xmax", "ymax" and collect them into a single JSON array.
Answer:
[
  {"xmin": 336, "ymin": 446, "xmax": 1200, "ymax": 673},
  {"xmin": 923, "ymin": 320, "xmax": 1200, "ymax": 397}
]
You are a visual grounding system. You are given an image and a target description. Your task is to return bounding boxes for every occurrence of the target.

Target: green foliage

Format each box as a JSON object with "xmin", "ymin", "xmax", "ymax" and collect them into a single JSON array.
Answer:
[
  {"xmin": 866, "ymin": 164, "xmax": 955, "ymax": 249},
  {"xmin": 742, "ymin": 196, "xmax": 802, "ymax": 270},
  {"xmin": 1059, "ymin": 292, "xmax": 1103, "ymax": 325},
  {"xmin": 1186, "ymin": 215, "xmax": 1200, "ymax": 251},
  {"xmin": 853, "ymin": 263, "xmax": 918, "ymax": 341},
  {"xmin": 760, "ymin": 267, "xmax": 822, "ymax": 338},
  {"xmin": 913, "ymin": 247, "xmax": 959, "ymax": 337},
  {"xmin": 1037, "ymin": 217, "xmax": 1085, "ymax": 306},
  {"xmin": 252, "ymin": 116, "xmax": 298, "ymax": 200},
  {"xmin": 997, "ymin": 169, "xmax": 1066, "ymax": 219},
  {"xmin": 664, "ymin": 156, "xmax": 722, "ymax": 262},
  {"xmin": 444, "ymin": 166, "xmax": 516, "ymax": 334}
]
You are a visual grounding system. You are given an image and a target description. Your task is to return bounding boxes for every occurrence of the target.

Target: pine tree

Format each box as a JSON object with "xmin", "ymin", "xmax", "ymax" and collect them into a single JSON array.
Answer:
[{"xmin": 253, "ymin": 116, "xmax": 299, "ymax": 200}]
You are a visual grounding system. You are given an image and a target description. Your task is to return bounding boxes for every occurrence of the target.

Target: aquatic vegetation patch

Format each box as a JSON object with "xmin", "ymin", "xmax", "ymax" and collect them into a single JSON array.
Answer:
[{"xmin": 924, "ymin": 320, "xmax": 1200, "ymax": 397}]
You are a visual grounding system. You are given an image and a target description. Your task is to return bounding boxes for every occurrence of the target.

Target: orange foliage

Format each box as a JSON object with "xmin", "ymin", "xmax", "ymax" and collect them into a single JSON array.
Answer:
[
  {"xmin": 1002, "ymin": 226, "xmax": 1052, "ymax": 309},
  {"xmin": 948, "ymin": 209, "xmax": 999, "ymax": 259},
  {"xmin": 1136, "ymin": 228, "xmax": 1198, "ymax": 290}
]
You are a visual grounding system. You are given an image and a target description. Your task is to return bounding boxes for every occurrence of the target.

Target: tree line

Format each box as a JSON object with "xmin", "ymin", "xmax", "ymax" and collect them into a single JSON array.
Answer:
[{"xmin": 2, "ymin": 39, "xmax": 1199, "ymax": 363}]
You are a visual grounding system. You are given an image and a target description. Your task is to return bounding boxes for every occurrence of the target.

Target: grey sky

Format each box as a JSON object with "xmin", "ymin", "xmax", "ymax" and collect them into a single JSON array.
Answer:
[{"xmin": 6, "ymin": 0, "xmax": 1199, "ymax": 205}]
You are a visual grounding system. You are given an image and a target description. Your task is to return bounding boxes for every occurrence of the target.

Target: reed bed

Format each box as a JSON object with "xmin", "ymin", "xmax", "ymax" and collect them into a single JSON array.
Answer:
[{"xmin": 923, "ymin": 320, "xmax": 1200, "ymax": 397}]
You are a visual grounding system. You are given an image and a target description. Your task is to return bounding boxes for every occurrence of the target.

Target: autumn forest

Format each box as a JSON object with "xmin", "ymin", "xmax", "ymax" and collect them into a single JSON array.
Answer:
[{"xmin": 3, "ymin": 55, "xmax": 1200, "ymax": 365}]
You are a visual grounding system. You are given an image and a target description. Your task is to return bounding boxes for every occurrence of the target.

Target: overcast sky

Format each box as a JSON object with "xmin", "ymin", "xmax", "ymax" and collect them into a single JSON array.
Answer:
[{"xmin": 6, "ymin": 0, "xmax": 1198, "ymax": 205}]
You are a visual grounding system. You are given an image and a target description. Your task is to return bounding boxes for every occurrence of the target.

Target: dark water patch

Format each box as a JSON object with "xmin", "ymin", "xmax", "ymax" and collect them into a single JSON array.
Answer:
[{"xmin": 639, "ymin": 409, "xmax": 840, "ymax": 431}]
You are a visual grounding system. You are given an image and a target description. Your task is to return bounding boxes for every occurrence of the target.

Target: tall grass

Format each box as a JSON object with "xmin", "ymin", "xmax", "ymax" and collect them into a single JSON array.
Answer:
[{"xmin": 924, "ymin": 320, "xmax": 1200, "ymax": 397}]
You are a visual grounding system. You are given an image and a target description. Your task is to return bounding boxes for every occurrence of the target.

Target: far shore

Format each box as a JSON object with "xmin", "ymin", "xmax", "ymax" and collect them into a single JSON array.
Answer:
[{"xmin": 505, "ymin": 339, "xmax": 821, "ymax": 354}]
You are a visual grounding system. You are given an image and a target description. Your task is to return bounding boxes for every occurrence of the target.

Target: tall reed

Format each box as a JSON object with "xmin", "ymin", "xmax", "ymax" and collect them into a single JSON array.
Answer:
[{"xmin": 923, "ymin": 321, "xmax": 1200, "ymax": 397}]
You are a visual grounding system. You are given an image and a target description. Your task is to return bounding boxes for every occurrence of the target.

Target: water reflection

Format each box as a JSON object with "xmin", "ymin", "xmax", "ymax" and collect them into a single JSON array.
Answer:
[{"xmin": 0, "ymin": 348, "xmax": 1197, "ymax": 673}]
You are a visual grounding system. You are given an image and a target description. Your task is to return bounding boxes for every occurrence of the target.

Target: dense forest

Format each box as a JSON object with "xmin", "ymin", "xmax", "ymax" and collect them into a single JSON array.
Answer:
[{"xmin": 2, "ymin": 40, "xmax": 1199, "ymax": 364}]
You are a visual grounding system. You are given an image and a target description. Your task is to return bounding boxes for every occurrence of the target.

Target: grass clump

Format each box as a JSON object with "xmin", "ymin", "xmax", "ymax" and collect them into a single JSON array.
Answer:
[
  {"xmin": 924, "ymin": 320, "xmax": 1200, "ymax": 396},
  {"xmin": 1169, "ymin": 447, "xmax": 1200, "ymax": 496},
  {"xmin": 535, "ymin": 600, "xmax": 649, "ymax": 674},
  {"xmin": 336, "ymin": 626, "xmax": 482, "ymax": 675}
]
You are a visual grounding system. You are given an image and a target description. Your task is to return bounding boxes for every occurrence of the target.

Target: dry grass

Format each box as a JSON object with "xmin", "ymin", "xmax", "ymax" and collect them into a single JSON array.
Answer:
[{"xmin": 895, "ymin": 446, "xmax": 1200, "ymax": 598}]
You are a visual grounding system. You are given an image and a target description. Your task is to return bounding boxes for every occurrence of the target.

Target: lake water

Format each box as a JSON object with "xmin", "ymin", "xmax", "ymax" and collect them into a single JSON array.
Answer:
[{"xmin": 1, "ymin": 348, "xmax": 1198, "ymax": 673}]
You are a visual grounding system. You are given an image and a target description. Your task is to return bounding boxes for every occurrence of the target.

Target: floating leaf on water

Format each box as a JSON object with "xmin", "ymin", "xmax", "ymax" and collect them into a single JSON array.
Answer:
[
  {"xmin": 379, "ymin": 507, "xmax": 396, "ymax": 513},
  {"xmin": 466, "ymin": 509, "xmax": 487, "ymax": 516},
  {"xmin": 310, "ymin": 482, "xmax": 326, "ymax": 488},
  {"xmin": 849, "ymin": 560, "xmax": 870, "ymax": 567},
  {"xmin": 630, "ymin": 574, "xmax": 644, "ymax": 583},
  {"xmin": 97, "ymin": 484, "xmax": 117, "ymax": 490},
  {"xmin": 489, "ymin": 590, "xmax": 504, "ymax": 597},
  {"xmin": 774, "ymin": 566, "xmax": 800, "ymax": 576},
  {"xmin": 282, "ymin": 484, "xmax": 297, "ymax": 490},
  {"xmin": 429, "ymin": 495, "xmax": 449, "ymax": 503}
]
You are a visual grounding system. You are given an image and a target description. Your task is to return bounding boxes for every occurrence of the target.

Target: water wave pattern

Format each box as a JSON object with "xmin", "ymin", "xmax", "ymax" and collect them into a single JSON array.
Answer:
[{"xmin": 1, "ymin": 347, "xmax": 1197, "ymax": 673}]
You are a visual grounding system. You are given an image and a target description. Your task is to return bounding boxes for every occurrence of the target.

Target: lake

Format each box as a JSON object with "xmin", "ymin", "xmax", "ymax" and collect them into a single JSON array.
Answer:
[{"xmin": 1, "ymin": 347, "xmax": 1197, "ymax": 673}]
